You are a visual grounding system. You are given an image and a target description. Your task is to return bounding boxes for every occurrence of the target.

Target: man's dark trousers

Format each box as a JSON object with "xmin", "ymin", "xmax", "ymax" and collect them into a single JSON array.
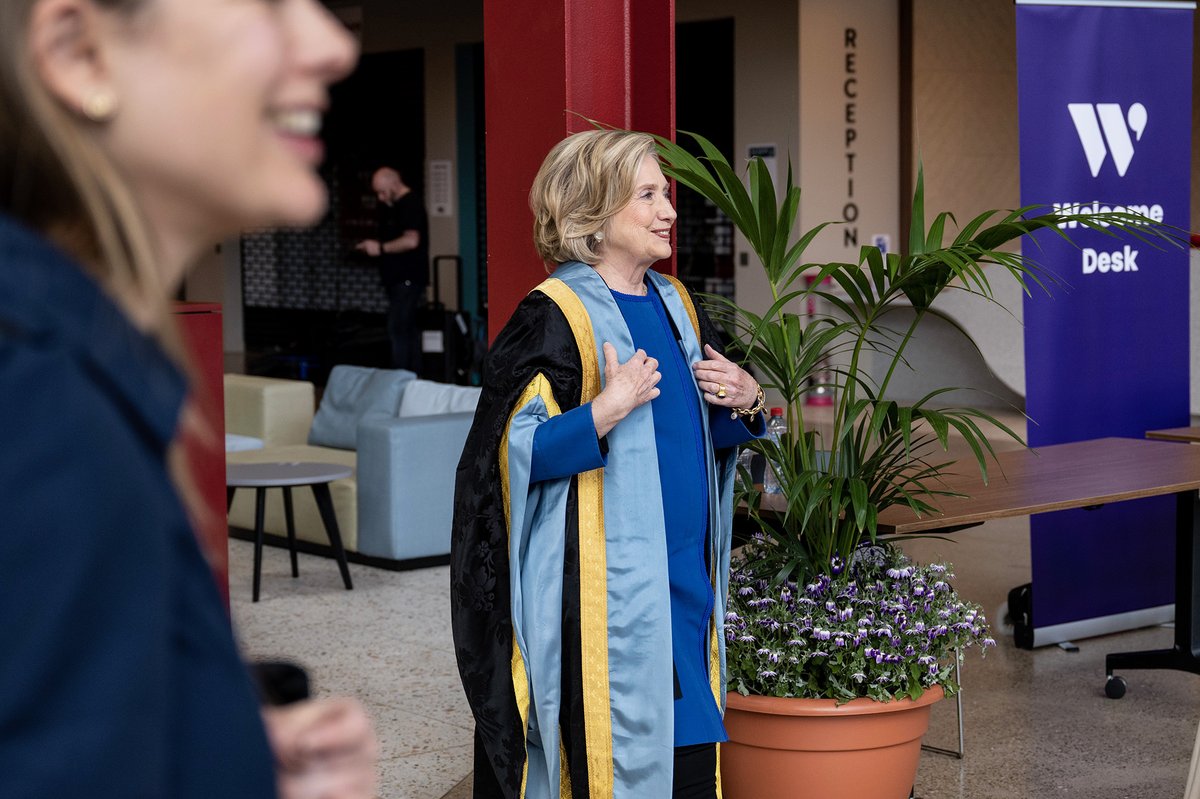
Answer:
[{"xmin": 386, "ymin": 280, "xmax": 423, "ymax": 372}]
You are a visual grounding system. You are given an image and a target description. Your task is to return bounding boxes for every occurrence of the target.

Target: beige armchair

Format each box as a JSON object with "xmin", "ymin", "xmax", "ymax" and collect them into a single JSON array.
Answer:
[
  {"xmin": 223, "ymin": 368, "xmax": 479, "ymax": 566},
  {"xmin": 224, "ymin": 373, "xmax": 357, "ymax": 550}
]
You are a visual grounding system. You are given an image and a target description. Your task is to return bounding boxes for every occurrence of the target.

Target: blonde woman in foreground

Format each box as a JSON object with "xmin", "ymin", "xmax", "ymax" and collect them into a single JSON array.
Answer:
[{"xmin": 0, "ymin": 0, "xmax": 376, "ymax": 796}]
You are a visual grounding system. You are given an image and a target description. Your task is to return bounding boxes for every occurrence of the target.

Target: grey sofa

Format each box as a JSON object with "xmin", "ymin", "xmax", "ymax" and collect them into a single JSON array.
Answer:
[{"xmin": 225, "ymin": 366, "xmax": 480, "ymax": 567}]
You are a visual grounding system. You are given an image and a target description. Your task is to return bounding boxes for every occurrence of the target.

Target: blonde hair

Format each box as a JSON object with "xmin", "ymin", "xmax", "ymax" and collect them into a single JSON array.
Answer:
[
  {"xmin": 0, "ymin": 0, "xmax": 161, "ymax": 317},
  {"xmin": 529, "ymin": 129, "xmax": 657, "ymax": 268},
  {"xmin": 2, "ymin": 0, "xmax": 216, "ymax": 550}
]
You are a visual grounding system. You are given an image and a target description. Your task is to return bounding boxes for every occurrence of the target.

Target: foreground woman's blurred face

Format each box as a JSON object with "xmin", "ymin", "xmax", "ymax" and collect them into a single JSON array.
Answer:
[{"xmin": 100, "ymin": 0, "xmax": 357, "ymax": 245}]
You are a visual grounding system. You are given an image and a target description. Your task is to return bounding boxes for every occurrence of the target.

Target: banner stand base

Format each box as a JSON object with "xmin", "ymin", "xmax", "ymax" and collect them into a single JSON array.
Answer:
[{"xmin": 1010, "ymin": 590, "xmax": 1175, "ymax": 649}]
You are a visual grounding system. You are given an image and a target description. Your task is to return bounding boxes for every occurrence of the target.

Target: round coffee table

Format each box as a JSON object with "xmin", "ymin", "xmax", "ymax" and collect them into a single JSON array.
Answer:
[
  {"xmin": 226, "ymin": 461, "xmax": 355, "ymax": 602},
  {"xmin": 224, "ymin": 433, "xmax": 265, "ymax": 453}
]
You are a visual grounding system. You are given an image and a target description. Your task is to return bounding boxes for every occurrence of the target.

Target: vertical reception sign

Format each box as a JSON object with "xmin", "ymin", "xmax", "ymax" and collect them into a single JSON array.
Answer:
[
  {"xmin": 1017, "ymin": 1, "xmax": 1194, "ymax": 645},
  {"xmin": 798, "ymin": 0, "xmax": 900, "ymax": 266}
]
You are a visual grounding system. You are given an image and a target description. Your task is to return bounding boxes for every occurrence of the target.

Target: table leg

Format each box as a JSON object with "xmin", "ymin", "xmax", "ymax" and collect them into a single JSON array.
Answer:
[
  {"xmin": 283, "ymin": 486, "xmax": 299, "ymax": 578},
  {"xmin": 1105, "ymin": 489, "xmax": 1200, "ymax": 694},
  {"xmin": 253, "ymin": 487, "xmax": 267, "ymax": 603},
  {"xmin": 312, "ymin": 483, "xmax": 353, "ymax": 591}
]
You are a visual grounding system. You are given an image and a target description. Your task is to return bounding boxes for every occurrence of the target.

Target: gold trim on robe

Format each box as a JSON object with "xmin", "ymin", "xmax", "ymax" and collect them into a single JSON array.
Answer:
[
  {"xmin": 533, "ymin": 278, "xmax": 613, "ymax": 798},
  {"xmin": 501, "ymin": 373, "xmax": 561, "ymax": 798}
]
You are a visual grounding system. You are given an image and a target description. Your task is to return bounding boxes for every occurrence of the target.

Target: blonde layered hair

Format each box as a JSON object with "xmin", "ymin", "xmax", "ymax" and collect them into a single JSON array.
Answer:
[
  {"xmin": 1, "ymin": 0, "xmax": 211, "ymax": 538},
  {"xmin": 529, "ymin": 129, "xmax": 657, "ymax": 268},
  {"xmin": 0, "ymin": 0, "xmax": 162, "ymax": 317}
]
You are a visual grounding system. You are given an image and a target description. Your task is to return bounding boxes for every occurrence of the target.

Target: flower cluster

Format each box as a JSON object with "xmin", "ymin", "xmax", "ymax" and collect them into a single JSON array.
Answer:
[{"xmin": 725, "ymin": 539, "xmax": 994, "ymax": 703}]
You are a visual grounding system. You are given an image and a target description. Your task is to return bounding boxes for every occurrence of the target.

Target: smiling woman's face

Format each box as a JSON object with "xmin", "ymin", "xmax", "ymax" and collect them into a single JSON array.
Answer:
[
  {"xmin": 96, "ymin": 0, "xmax": 357, "ymax": 250},
  {"xmin": 600, "ymin": 154, "xmax": 677, "ymax": 271}
]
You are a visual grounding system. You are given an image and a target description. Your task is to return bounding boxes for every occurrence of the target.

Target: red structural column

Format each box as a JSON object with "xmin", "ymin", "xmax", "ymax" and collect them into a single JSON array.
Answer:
[
  {"xmin": 483, "ymin": 0, "xmax": 675, "ymax": 341},
  {"xmin": 173, "ymin": 302, "xmax": 230, "ymax": 608}
]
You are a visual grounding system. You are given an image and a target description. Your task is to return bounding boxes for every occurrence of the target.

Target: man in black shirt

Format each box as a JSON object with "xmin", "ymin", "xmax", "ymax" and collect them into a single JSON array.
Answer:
[{"xmin": 355, "ymin": 166, "xmax": 429, "ymax": 371}]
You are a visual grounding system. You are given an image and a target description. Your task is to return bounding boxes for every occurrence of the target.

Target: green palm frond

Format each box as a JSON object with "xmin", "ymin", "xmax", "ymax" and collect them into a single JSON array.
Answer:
[{"xmin": 648, "ymin": 129, "xmax": 1184, "ymax": 585}]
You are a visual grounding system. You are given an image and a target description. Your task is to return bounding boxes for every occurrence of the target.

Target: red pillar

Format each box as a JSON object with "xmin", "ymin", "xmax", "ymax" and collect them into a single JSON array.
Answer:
[
  {"xmin": 484, "ymin": 0, "xmax": 675, "ymax": 341},
  {"xmin": 173, "ymin": 302, "xmax": 229, "ymax": 608}
]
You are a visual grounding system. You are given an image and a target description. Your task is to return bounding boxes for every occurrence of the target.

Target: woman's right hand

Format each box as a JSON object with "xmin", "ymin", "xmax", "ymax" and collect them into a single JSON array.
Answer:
[
  {"xmin": 591, "ymin": 342, "xmax": 661, "ymax": 438},
  {"xmin": 265, "ymin": 697, "xmax": 378, "ymax": 799}
]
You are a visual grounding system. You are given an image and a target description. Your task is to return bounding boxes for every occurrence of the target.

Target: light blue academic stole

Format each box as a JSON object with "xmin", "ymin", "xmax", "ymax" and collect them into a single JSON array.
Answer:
[{"xmin": 500, "ymin": 262, "xmax": 735, "ymax": 799}]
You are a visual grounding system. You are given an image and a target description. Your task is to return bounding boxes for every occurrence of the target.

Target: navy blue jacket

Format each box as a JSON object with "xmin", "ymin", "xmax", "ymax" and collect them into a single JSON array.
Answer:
[{"xmin": 0, "ymin": 214, "xmax": 276, "ymax": 797}]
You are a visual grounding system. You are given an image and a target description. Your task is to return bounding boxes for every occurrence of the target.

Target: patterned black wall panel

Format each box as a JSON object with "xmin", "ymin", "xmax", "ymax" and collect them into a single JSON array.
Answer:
[{"xmin": 241, "ymin": 169, "xmax": 390, "ymax": 314}]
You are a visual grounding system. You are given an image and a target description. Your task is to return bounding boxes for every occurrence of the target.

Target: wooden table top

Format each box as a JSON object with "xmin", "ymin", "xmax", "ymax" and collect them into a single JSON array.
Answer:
[
  {"xmin": 1146, "ymin": 426, "xmax": 1200, "ymax": 443},
  {"xmin": 874, "ymin": 437, "xmax": 1200, "ymax": 534}
]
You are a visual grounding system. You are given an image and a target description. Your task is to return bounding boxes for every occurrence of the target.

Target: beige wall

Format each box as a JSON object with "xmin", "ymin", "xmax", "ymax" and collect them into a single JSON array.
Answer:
[
  {"xmin": 183, "ymin": 239, "xmax": 244, "ymax": 353},
  {"xmin": 911, "ymin": 2, "xmax": 1200, "ymax": 410},
  {"xmin": 798, "ymin": 0, "xmax": 900, "ymax": 266},
  {"xmin": 911, "ymin": 0, "xmax": 1019, "ymax": 225},
  {"xmin": 908, "ymin": 0, "xmax": 1026, "ymax": 397}
]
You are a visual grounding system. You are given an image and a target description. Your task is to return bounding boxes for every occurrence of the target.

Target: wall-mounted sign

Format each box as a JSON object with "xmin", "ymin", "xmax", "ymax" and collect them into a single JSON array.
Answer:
[
  {"xmin": 747, "ymin": 144, "xmax": 778, "ymax": 191},
  {"xmin": 428, "ymin": 160, "xmax": 454, "ymax": 218},
  {"xmin": 798, "ymin": 0, "xmax": 899, "ymax": 263}
]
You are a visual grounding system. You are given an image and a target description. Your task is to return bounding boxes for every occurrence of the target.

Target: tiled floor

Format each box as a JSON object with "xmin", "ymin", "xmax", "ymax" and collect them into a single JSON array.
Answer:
[
  {"xmin": 229, "ymin": 544, "xmax": 473, "ymax": 799},
  {"xmin": 231, "ymin": 509, "xmax": 1200, "ymax": 799},
  {"xmin": 898, "ymin": 519, "xmax": 1200, "ymax": 799}
]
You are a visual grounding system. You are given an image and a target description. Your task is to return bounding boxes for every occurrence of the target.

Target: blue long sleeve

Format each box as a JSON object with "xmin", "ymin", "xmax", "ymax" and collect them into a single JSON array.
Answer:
[
  {"xmin": 530, "ymin": 402, "xmax": 607, "ymax": 483},
  {"xmin": 710, "ymin": 404, "xmax": 766, "ymax": 451}
]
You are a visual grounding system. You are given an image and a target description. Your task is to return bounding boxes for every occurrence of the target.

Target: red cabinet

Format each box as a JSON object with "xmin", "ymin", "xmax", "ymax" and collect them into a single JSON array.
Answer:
[{"xmin": 173, "ymin": 302, "xmax": 228, "ymax": 607}]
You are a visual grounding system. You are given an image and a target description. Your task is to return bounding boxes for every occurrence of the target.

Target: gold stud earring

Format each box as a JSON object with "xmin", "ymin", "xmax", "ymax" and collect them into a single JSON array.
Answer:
[{"xmin": 81, "ymin": 89, "xmax": 117, "ymax": 123}]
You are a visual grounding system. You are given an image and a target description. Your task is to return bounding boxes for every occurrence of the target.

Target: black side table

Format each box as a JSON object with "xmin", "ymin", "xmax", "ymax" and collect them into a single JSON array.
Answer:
[{"xmin": 226, "ymin": 461, "xmax": 355, "ymax": 602}]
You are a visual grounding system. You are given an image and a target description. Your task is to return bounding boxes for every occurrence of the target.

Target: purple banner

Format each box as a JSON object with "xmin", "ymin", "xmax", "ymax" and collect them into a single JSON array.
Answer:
[{"xmin": 1018, "ymin": 2, "xmax": 1193, "ymax": 639}]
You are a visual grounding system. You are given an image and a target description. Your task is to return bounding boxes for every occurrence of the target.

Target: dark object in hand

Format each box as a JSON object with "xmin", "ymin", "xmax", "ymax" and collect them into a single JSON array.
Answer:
[{"xmin": 251, "ymin": 661, "xmax": 310, "ymax": 706}]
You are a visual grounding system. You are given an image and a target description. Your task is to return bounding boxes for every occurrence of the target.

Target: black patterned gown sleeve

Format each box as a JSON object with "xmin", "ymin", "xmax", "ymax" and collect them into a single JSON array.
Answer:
[
  {"xmin": 685, "ymin": 283, "xmax": 730, "ymax": 357},
  {"xmin": 450, "ymin": 290, "xmax": 584, "ymax": 799}
]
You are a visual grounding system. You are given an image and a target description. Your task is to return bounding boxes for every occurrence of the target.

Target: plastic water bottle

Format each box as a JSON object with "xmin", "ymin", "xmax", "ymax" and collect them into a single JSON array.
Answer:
[
  {"xmin": 763, "ymin": 407, "xmax": 786, "ymax": 494},
  {"xmin": 736, "ymin": 446, "xmax": 755, "ymax": 487}
]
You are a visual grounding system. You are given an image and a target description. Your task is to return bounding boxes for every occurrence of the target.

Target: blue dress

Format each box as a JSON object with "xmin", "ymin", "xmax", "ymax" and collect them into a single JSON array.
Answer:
[
  {"xmin": 455, "ymin": 262, "xmax": 760, "ymax": 795},
  {"xmin": 0, "ymin": 214, "xmax": 277, "ymax": 797}
]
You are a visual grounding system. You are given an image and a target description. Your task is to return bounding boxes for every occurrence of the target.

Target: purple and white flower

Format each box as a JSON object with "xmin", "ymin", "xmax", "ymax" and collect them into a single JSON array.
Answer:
[{"xmin": 725, "ymin": 545, "xmax": 993, "ymax": 702}]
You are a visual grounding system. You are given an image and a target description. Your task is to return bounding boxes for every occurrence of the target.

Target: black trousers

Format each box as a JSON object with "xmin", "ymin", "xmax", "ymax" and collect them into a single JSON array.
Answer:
[
  {"xmin": 471, "ymin": 735, "xmax": 718, "ymax": 798},
  {"xmin": 674, "ymin": 743, "xmax": 718, "ymax": 799},
  {"xmin": 385, "ymin": 280, "xmax": 423, "ymax": 372}
]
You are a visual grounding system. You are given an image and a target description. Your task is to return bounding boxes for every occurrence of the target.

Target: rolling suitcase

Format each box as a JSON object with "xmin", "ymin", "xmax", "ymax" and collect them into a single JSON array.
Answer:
[{"xmin": 418, "ymin": 255, "xmax": 471, "ymax": 384}]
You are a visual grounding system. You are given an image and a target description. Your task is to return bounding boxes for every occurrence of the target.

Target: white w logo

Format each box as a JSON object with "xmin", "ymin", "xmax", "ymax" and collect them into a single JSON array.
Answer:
[{"xmin": 1067, "ymin": 103, "xmax": 1148, "ymax": 178}]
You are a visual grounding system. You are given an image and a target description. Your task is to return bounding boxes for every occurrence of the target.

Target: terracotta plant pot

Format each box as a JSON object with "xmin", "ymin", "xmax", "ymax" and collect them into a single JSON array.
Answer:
[{"xmin": 721, "ymin": 685, "xmax": 944, "ymax": 799}]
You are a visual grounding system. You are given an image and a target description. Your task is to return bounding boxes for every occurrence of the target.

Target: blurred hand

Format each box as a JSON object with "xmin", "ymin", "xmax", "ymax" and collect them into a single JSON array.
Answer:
[
  {"xmin": 591, "ymin": 342, "xmax": 661, "ymax": 438},
  {"xmin": 692, "ymin": 344, "xmax": 759, "ymax": 410},
  {"xmin": 264, "ymin": 697, "xmax": 378, "ymax": 799},
  {"xmin": 354, "ymin": 239, "xmax": 381, "ymax": 257}
]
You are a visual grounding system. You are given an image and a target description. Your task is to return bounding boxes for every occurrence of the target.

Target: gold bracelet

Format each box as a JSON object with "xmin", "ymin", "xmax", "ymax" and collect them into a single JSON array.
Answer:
[{"xmin": 730, "ymin": 385, "xmax": 766, "ymax": 420}]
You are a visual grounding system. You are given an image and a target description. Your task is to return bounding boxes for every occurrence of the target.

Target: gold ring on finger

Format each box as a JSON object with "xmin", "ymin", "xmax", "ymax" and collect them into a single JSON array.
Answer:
[{"xmin": 716, "ymin": 383, "xmax": 728, "ymax": 399}]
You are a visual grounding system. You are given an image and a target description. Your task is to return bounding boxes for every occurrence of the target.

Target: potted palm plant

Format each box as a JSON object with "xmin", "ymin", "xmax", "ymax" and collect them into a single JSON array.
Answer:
[{"xmin": 651, "ymin": 130, "xmax": 1174, "ymax": 798}]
